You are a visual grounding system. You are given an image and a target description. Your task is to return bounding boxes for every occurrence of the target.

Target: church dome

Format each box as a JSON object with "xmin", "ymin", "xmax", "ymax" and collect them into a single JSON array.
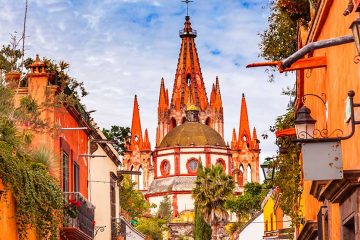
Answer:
[{"xmin": 159, "ymin": 122, "xmax": 226, "ymax": 148}]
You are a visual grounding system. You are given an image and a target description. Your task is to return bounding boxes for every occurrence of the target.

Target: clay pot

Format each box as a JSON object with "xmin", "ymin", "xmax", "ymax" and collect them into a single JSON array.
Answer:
[{"xmin": 5, "ymin": 71, "xmax": 21, "ymax": 88}]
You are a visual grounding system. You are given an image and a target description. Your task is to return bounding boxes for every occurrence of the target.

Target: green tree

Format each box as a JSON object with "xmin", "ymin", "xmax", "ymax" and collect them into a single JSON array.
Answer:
[
  {"xmin": 260, "ymin": 0, "xmax": 310, "ymax": 62},
  {"xmin": 194, "ymin": 162, "xmax": 212, "ymax": 240},
  {"xmin": 157, "ymin": 195, "xmax": 172, "ymax": 221},
  {"xmin": 194, "ymin": 202, "xmax": 212, "ymax": 240},
  {"xmin": 136, "ymin": 217, "xmax": 166, "ymax": 240},
  {"xmin": 103, "ymin": 125, "xmax": 131, "ymax": 155},
  {"xmin": 225, "ymin": 182, "xmax": 267, "ymax": 232},
  {"xmin": 119, "ymin": 176, "xmax": 152, "ymax": 219},
  {"xmin": 272, "ymin": 107, "xmax": 302, "ymax": 227},
  {"xmin": 192, "ymin": 164, "xmax": 235, "ymax": 240}
]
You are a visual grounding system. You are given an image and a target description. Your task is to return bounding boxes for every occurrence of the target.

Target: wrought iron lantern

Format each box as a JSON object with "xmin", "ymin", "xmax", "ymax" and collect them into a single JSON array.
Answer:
[
  {"xmin": 350, "ymin": 18, "xmax": 360, "ymax": 56},
  {"xmin": 294, "ymin": 106, "xmax": 316, "ymax": 140},
  {"xmin": 260, "ymin": 157, "xmax": 275, "ymax": 182},
  {"xmin": 294, "ymin": 90, "xmax": 360, "ymax": 143}
]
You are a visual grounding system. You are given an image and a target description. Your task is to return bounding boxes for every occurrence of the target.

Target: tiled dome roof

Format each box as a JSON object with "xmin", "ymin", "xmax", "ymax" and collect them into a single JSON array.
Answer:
[{"xmin": 159, "ymin": 122, "xmax": 226, "ymax": 148}]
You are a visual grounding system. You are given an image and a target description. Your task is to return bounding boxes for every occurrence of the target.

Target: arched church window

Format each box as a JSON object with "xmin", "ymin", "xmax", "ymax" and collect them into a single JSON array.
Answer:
[
  {"xmin": 247, "ymin": 164, "xmax": 252, "ymax": 183},
  {"xmin": 138, "ymin": 165, "xmax": 144, "ymax": 190},
  {"xmin": 182, "ymin": 117, "xmax": 186, "ymax": 124},
  {"xmin": 134, "ymin": 135, "xmax": 139, "ymax": 143},
  {"xmin": 216, "ymin": 159, "xmax": 226, "ymax": 171},
  {"xmin": 205, "ymin": 117, "xmax": 211, "ymax": 126},
  {"xmin": 160, "ymin": 160, "xmax": 171, "ymax": 176},
  {"xmin": 170, "ymin": 118, "xmax": 177, "ymax": 130},
  {"xmin": 186, "ymin": 158, "xmax": 199, "ymax": 173},
  {"xmin": 238, "ymin": 166, "xmax": 244, "ymax": 186},
  {"xmin": 130, "ymin": 165, "xmax": 136, "ymax": 184},
  {"xmin": 186, "ymin": 74, "xmax": 191, "ymax": 86},
  {"xmin": 242, "ymin": 135, "xmax": 247, "ymax": 142}
]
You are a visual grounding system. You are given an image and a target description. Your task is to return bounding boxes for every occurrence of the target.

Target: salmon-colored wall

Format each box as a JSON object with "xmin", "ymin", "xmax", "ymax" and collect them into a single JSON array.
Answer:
[
  {"xmin": 1, "ymin": 59, "xmax": 91, "ymax": 239},
  {"xmin": 297, "ymin": 0, "xmax": 360, "ymax": 239}
]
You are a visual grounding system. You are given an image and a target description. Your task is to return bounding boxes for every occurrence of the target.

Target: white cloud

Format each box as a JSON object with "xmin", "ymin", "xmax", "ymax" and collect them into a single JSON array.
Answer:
[{"xmin": 0, "ymin": 0, "xmax": 292, "ymax": 166}]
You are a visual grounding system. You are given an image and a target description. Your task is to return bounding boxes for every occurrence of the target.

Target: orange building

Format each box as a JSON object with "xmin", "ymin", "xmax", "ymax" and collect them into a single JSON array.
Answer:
[
  {"xmin": 249, "ymin": 0, "xmax": 360, "ymax": 239},
  {"xmin": 293, "ymin": 1, "xmax": 359, "ymax": 239},
  {"xmin": 2, "ymin": 56, "xmax": 96, "ymax": 240}
]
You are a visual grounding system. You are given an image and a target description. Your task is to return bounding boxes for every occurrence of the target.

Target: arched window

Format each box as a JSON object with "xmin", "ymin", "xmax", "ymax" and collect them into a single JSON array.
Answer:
[
  {"xmin": 138, "ymin": 165, "xmax": 144, "ymax": 190},
  {"xmin": 216, "ymin": 159, "xmax": 226, "ymax": 171},
  {"xmin": 247, "ymin": 164, "xmax": 252, "ymax": 183},
  {"xmin": 238, "ymin": 165, "xmax": 244, "ymax": 186},
  {"xmin": 160, "ymin": 160, "xmax": 171, "ymax": 176},
  {"xmin": 205, "ymin": 117, "xmax": 211, "ymax": 126},
  {"xmin": 170, "ymin": 118, "xmax": 177, "ymax": 130},
  {"xmin": 186, "ymin": 158, "xmax": 199, "ymax": 174},
  {"xmin": 186, "ymin": 74, "xmax": 191, "ymax": 86},
  {"xmin": 130, "ymin": 165, "xmax": 136, "ymax": 184}
]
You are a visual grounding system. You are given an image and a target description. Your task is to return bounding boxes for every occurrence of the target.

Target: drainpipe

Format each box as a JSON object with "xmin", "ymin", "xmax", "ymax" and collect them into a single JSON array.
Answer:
[{"xmin": 281, "ymin": 35, "xmax": 354, "ymax": 69}]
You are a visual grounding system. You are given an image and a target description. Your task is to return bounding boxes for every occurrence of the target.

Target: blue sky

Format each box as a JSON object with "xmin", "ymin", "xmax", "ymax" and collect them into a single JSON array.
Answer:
[{"xmin": 0, "ymin": 0, "xmax": 294, "ymax": 163}]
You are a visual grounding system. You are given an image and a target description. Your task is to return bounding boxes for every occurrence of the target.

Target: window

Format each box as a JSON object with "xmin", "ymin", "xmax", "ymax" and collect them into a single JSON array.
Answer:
[
  {"xmin": 73, "ymin": 162, "xmax": 80, "ymax": 192},
  {"xmin": 110, "ymin": 173, "xmax": 116, "ymax": 218},
  {"xmin": 187, "ymin": 159, "xmax": 199, "ymax": 173},
  {"xmin": 216, "ymin": 159, "xmax": 226, "ymax": 171},
  {"xmin": 247, "ymin": 165, "xmax": 252, "ymax": 183},
  {"xmin": 138, "ymin": 166, "xmax": 144, "ymax": 190},
  {"xmin": 160, "ymin": 160, "xmax": 171, "ymax": 176},
  {"xmin": 130, "ymin": 165, "xmax": 136, "ymax": 183},
  {"xmin": 62, "ymin": 152, "xmax": 69, "ymax": 192},
  {"xmin": 187, "ymin": 74, "xmax": 191, "ymax": 86}
]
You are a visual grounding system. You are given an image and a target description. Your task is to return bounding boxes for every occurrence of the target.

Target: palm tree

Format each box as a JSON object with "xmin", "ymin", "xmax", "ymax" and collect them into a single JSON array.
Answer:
[{"xmin": 192, "ymin": 163, "xmax": 235, "ymax": 240}]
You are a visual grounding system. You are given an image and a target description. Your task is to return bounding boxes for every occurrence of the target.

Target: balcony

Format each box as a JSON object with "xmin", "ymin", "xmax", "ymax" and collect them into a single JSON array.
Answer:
[
  {"xmin": 263, "ymin": 228, "xmax": 293, "ymax": 239},
  {"xmin": 61, "ymin": 192, "xmax": 95, "ymax": 240},
  {"xmin": 179, "ymin": 29, "xmax": 197, "ymax": 38}
]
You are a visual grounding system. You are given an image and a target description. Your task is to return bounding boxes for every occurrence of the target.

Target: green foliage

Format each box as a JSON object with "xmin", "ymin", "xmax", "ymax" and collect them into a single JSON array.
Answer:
[
  {"xmin": 194, "ymin": 162, "xmax": 212, "ymax": 240},
  {"xmin": 136, "ymin": 217, "xmax": 167, "ymax": 240},
  {"xmin": 119, "ymin": 176, "xmax": 153, "ymax": 219},
  {"xmin": 136, "ymin": 195, "xmax": 171, "ymax": 239},
  {"xmin": 44, "ymin": 58, "xmax": 88, "ymax": 98},
  {"xmin": 194, "ymin": 202, "xmax": 212, "ymax": 240},
  {"xmin": 103, "ymin": 125, "xmax": 131, "ymax": 155},
  {"xmin": 225, "ymin": 183, "xmax": 267, "ymax": 232},
  {"xmin": 192, "ymin": 162, "xmax": 235, "ymax": 238},
  {"xmin": 0, "ymin": 34, "xmax": 23, "ymax": 73},
  {"xmin": 157, "ymin": 195, "xmax": 172, "ymax": 221},
  {"xmin": 272, "ymin": 107, "xmax": 302, "ymax": 227},
  {"xmin": 0, "ymin": 84, "xmax": 63, "ymax": 240},
  {"xmin": 260, "ymin": 0, "xmax": 310, "ymax": 62}
]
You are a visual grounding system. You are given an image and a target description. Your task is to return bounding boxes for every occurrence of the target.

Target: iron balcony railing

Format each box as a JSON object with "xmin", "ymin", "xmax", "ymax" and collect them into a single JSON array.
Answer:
[
  {"xmin": 179, "ymin": 29, "xmax": 197, "ymax": 37},
  {"xmin": 63, "ymin": 192, "xmax": 95, "ymax": 238}
]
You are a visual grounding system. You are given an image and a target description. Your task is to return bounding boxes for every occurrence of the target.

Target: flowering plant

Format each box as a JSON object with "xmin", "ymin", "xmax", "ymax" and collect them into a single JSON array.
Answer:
[{"xmin": 64, "ymin": 199, "xmax": 82, "ymax": 218}]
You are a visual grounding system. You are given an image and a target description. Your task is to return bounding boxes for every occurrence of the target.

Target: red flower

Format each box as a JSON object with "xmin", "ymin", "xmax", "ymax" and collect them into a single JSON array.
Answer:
[
  {"xmin": 75, "ymin": 201, "xmax": 81, "ymax": 208},
  {"xmin": 92, "ymin": 220, "xmax": 96, "ymax": 226}
]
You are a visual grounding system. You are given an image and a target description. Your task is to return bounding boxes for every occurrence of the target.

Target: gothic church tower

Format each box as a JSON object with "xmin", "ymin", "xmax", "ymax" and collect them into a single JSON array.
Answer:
[{"xmin": 156, "ymin": 16, "xmax": 224, "ymax": 146}]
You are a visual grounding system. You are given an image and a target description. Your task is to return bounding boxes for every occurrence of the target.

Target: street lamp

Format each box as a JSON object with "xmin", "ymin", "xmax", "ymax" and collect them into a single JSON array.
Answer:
[
  {"xmin": 350, "ymin": 18, "xmax": 360, "ymax": 56},
  {"xmin": 294, "ymin": 91, "xmax": 360, "ymax": 143},
  {"xmin": 260, "ymin": 157, "xmax": 275, "ymax": 182},
  {"xmin": 294, "ymin": 106, "xmax": 316, "ymax": 140}
]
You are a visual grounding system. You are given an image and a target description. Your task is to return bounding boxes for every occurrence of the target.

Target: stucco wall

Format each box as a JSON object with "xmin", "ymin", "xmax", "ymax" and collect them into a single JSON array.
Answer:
[{"xmin": 90, "ymin": 145, "xmax": 119, "ymax": 240}]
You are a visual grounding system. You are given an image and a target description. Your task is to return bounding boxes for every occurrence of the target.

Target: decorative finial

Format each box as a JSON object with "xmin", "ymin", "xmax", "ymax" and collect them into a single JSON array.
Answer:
[{"xmin": 182, "ymin": 0, "xmax": 193, "ymax": 16}]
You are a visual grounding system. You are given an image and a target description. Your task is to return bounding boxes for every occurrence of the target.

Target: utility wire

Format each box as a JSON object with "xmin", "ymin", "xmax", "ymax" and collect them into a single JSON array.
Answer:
[{"xmin": 21, "ymin": 0, "xmax": 28, "ymax": 71}]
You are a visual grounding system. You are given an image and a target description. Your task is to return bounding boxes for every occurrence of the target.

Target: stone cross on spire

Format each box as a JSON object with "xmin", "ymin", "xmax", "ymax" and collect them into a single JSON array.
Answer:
[{"xmin": 182, "ymin": 0, "xmax": 193, "ymax": 16}]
